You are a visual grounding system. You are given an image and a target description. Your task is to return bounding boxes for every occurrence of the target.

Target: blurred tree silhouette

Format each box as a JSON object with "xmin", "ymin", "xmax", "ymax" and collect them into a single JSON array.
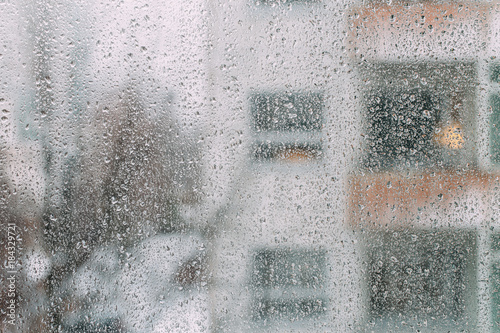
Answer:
[{"xmin": 45, "ymin": 86, "xmax": 200, "ymax": 267}]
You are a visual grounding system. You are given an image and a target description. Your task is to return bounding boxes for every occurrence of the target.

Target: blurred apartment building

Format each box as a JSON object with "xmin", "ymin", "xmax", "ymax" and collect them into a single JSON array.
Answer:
[
  {"xmin": 206, "ymin": 1, "xmax": 500, "ymax": 333},
  {"xmin": 93, "ymin": 0, "xmax": 500, "ymax": 332},
  {"xmin": 3, "ymin": 0, "xmax": 500, "ymax": 332}
]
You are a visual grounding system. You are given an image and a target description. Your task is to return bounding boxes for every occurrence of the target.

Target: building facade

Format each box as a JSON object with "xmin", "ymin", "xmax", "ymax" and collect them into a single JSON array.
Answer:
[{"xmin": 205, "ymin": 1, "xmax": 500, "ymax": 332}]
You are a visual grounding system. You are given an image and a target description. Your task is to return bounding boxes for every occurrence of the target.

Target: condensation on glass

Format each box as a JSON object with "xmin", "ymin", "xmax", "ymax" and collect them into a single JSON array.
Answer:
[{"xmin": 1, "ymin": 0, "xmax": 500, "ymax": 333}]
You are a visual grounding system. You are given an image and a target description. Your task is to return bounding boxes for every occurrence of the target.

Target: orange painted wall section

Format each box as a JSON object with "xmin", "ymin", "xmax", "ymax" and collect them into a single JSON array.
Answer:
[
  {"xmin": 347, "ymin": 2, "xmax": 491, "ymax": 60},
  {"xmin": 348, "ymin": 170, "xmax": 500, "ymax": 229}
]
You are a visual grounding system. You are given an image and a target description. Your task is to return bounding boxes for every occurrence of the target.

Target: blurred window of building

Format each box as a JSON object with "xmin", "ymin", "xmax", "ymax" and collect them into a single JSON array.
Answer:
[
  {"xmin": 367, "ymin": 230, "xmax": 477, "ymax": 331},
  {"xmin": 251, "ymin": 248, "xmax": 327, "ymax": 323},
  {"xmin": 489, "ymin": 64, "xmax": 500, "ymax": 165},
  {"xmin": 364, "ymin": 89, "xmax": 441, "ymax": 170},
  {"xmin": 490, "ymin": 233, "xmax": 500, "ymax": 332},
  {"xmin": 361, "ymin": 62, "xmax": 476, "ymax": 171},
  {"xmin": 250, "ymin": 92, "xmax": 323, "ymax": 163},
  {"xmin": 490, "ymin": 64, "xmax": 500, "ymax": 84},
  {"xmin": 490, "ymin": 95, "xmax": 500, "ymax": 165}
]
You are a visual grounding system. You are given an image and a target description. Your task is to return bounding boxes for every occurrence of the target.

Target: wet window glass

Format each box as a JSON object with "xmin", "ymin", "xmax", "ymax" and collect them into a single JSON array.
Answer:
[{"xmin": 2, "ymin": 0, "xmax": 500, "ymax": 333}]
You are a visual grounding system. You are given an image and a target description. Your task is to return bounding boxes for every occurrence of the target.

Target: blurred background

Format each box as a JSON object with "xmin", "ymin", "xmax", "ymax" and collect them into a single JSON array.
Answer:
[{"xmin": 1, "ymin": 0, "xmax": 500, "ymax": 332}]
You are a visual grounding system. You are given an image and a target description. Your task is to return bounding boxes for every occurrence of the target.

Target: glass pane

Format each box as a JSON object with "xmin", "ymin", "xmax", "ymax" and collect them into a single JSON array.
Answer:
[{"xmin": 2, "ymin": 0, "xmax": 500, "ymax": 332}]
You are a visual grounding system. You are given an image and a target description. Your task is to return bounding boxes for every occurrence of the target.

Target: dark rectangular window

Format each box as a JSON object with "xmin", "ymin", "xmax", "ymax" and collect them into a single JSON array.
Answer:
[
  {"xmin": 250, "ymin": 92, "xmax": 323, "ymax": 163},
  {"xmin": 252, "ymin": 248, "xmax": 327, "ymax": 322},
  {"xmin": 490, "ymin": 233, "xmax": 500, "ymax": 333},
  {"xmin": 491, "ymin": 64, "xmax": 500, "ymax": 83},
  {"xmin": 490, "ymin": 95, "xmax": 500, "ymax": 165},
  {"xmin": 364, "ymin": 89, "xmax": 441, "ymax": 170},
  {"xmin": 251, "ymin": 93, "xmax": 322, "ymax": 132},
  {"xmin": 367, "ymin": 230, "xmax": 476, "ymax": 328},
  {"xmin": 361, "ymin": 63, "xmax": 476, "ymax": 171},
  {"xmin": 491, "ymin": 262, "xmax": 500, "ymax": 333}
]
